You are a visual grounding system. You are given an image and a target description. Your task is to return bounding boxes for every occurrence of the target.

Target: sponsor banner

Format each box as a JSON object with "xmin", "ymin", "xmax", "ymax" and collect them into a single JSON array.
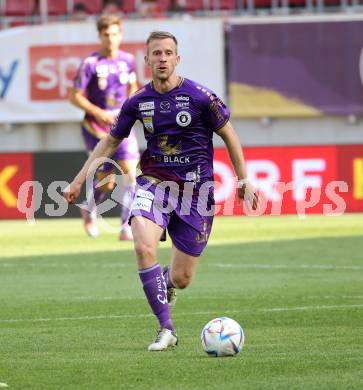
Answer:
[
  {"xmin": 336, "ymin": 145, "xmax": 363, "ymax": 213},
  {"xmin": 0, "ymin": 19, "xmax": 224, "ymax": 123},
  {"xmin": 2, "ymin": 145, "xmax": 362, "ymax": 219},
  {"xmin": 29, "ymin": 43, "xmax": 151, "ymax": 101},
  {"xmin": 0, "ymin": 153, "xmax": 33, "ymax": 219},
  {"xmin": 213, "ymin": 145, "xmax": 363, "ymax": 215},
  {"xmin": 229, "ymin": 19, "xmax": 363, "ymax": 117}
]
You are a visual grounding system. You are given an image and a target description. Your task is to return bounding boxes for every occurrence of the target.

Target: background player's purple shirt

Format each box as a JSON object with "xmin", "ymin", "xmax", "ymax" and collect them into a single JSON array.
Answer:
[
  {"xmin": 110, "ymin": 78, "xmax": 230, "ymax": 184},
  {"xmin": 73, "ymin": 50, "xmax": 136, "ymax": 113}
]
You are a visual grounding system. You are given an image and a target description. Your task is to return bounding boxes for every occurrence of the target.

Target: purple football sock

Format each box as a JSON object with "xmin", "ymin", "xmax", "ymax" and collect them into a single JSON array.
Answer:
[
  {"xmin": 138, "ymin": 263, "xmax": 174, "ymax": 331},
  {"xmin": 120, "ymin": 184, "xmax": 135, "ymax": 228},
  {"xmin": 163, "ymin": 266, "xmax": 176, "ymax": 289}
]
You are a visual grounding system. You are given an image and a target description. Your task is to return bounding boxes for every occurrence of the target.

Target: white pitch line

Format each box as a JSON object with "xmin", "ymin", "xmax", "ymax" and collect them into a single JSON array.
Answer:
[
  {"xmin": 0, "ymin": 310, "xmax": 239, "ymax": 324},
  {"xmin": 0, "ymin": 305, "xmax": 362, "ymax": 324},
  {"xmin": 215, "ymin": 263, "xmax": 363, "ymax": 270},
  {"xmin": 263, "ymin": 304, "xmax": 363, "ymax": 312}
]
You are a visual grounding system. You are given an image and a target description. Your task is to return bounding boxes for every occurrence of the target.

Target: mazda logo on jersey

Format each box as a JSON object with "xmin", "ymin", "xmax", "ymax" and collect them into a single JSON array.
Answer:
[
  {"xmin": 176, "ymin": 111, "xmax": 191, "ymax": 127},
  {"xmin": 160, "ymin": 101, "xmax": 170, "ymax": 110}
]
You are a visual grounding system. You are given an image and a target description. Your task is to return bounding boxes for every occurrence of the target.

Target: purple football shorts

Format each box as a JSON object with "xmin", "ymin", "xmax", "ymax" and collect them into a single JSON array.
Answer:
[{"xmin": 130, "ymin": 176, "xmax": 215, "ymax": 257}]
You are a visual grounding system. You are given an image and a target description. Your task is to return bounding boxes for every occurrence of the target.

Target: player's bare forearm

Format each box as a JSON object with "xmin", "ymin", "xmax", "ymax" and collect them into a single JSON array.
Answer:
[
  {"xmin": 64, "ymin": 135, "xmax": 122, "ymax": 203},
  {"xmin": 217, "ymin": 121, "xmax": 259, "ymax": 210},
  {"xmin": 216, "ymin": 121, "xmax": 247, "ymax": 180},
  {"xmin": 69, "ymin": 88, "xmax": 100, "ymax": 117},
  {"xmin": 75, "ymin": 134, "xmax": 120, "ymax": 184}
]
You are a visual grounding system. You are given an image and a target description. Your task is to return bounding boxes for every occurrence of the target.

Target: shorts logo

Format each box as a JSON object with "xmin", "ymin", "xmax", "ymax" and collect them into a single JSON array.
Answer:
[
  {"xmin": 131, "ymin": 189, "xmax": 154, "ymax": 213},
  {"xmin": 142, "ymin": 117, "xmax": 154, "ymax": 133},
  {"xmin": 196, "ymin": 222, "xmax": 209, "ymax": 243},
  {"xmin": 176, "ymin": 111, "xmax": 191, "ymax": 127},
  {"xmin": 139, "ymin": 101, "xmax": 155, "ymax": 111}
]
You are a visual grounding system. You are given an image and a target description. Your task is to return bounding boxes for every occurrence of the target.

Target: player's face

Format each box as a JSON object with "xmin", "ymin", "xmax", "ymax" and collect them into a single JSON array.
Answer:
[
  {"xmin": 99, "ymin": 24, "xmax": 122, "ymax": 53},
  {"xmin": 145, "ymin": 38, "xmax": 180, "ymax": 81}
]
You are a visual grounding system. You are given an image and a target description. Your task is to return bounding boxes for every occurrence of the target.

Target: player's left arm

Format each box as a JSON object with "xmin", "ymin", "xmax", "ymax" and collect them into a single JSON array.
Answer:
[{"xmin": 216, "ymin": 121, "xmax": 259, "ymax": 211}]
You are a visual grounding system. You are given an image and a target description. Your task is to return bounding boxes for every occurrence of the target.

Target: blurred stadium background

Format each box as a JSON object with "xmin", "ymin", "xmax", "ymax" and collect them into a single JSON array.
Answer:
[{"xmin": 1, "ymin": 0, "xmax": 363, "ymax": 219}]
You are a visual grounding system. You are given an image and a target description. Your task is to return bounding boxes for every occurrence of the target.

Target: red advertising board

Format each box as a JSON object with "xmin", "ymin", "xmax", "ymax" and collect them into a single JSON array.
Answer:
[
  {"xmin": 0, "ymin": 153, "xmax": 33, "ymax": 219},
  {"xmin": 336, "ymin": 145, "xmax": 363, "ymax": 213},
  {"xmin": 213, "ymin": 145, "xmax": 363, "ymax": 215},
  {"xmin": 1, "ymin": 145, "xmax": 362, "ymax": 219},
  {"xmin": 29, "ymin": 43, "xmax": 151, "ymax": 100}
]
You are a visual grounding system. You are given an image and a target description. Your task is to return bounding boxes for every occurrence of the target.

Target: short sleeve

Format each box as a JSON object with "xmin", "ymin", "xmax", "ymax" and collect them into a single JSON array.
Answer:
[
  {"xmin": 203, "ymin": 93, "xmax": 230, "ymax": 132},
  {"xmin": 110, "ymin": 98, "xmax": 137, "ymax": 139},
  {"xmin": 73, "ymin": 58, "xmax": 93, "ymax": 91}
]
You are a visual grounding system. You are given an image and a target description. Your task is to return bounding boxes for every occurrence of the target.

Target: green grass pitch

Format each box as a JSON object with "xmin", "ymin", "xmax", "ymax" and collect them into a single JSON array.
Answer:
[{"xmin": 0, "ymin": 214, "xmax": 362, "ymax": 389}]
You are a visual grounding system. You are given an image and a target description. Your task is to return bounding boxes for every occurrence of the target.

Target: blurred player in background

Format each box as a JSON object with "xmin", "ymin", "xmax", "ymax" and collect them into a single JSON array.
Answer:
[
  {"xmin": 65, "ymin": 31, "xmax": 258, "ymax": 350},
  {"xmin": 70, "ymin": 15, "xmax": 139, "ymax": 240}
]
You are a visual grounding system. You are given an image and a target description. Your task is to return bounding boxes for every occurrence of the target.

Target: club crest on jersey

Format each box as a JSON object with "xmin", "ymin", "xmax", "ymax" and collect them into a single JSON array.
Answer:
[
  {"xmin": 142, "ymin": 117, "xmax": 154, "ymax": 133},
  {"xmin": 98, "ymin": 77, "xmax": 108, "ymax": 90},
  {"xmin": 176, "ymin": 111, "xmax": 191, "ymax": 127}
]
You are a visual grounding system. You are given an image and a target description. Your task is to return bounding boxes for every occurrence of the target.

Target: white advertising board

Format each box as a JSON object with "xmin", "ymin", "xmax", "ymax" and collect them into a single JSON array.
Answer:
[{"xmin": 0, "ymin": 19, "xmax": 225, "ymax": 123}]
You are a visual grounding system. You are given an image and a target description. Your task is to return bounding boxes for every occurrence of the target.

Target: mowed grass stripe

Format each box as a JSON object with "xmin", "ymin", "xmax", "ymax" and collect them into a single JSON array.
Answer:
[
  {"xmin": 0, "ymin": 304, "xmax": 362, "ymax": 324},
  {"xmin": 0, "ymin": 214, "xmax": 362, "ymax": 389}
]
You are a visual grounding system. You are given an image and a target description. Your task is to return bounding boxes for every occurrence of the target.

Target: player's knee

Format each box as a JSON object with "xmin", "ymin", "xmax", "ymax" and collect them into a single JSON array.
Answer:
[
  {"xmin": 173, "ymin": 273, "xmax": 192, "ymax": 289},
  {"xmin": 134, "ymin": 241, "xmax": 156, "ymax": 263}
]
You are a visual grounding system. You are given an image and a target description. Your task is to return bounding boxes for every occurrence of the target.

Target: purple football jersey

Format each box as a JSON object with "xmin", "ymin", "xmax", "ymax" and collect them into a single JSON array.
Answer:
[
  {"xmin": 73, "ymin": 49, "xmax": 136, "ymax": 137},
  {"xmin": 73, "ymin": 50, "xmax": 136, "ymax": 112},
  {"xmin": 110, "ymin": 78, "xmax": 230, "ymax": 184}
]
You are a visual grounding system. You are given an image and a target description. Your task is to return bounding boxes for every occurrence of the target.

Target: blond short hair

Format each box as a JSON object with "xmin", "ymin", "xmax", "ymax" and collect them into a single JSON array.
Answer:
[{"xmin": 146, "ymin": 31, "xmax": 178, "ymax": 52}]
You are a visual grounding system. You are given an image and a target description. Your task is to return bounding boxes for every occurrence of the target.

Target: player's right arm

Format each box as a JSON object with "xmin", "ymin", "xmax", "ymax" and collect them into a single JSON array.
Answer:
[
  {"xmin": 64, "ymin": 96, "xmax": 137, "ymax": 204},
  {"xmin": 64, "ymin": 134, "xmax": 122, "ymax": 204},
  {"xmin": 69, "ymin": 88, "xmax": 114, "ymax": 130},
  {"xmin": 69, "ymin": 56, "xmax": 114, "ymax": 131}
]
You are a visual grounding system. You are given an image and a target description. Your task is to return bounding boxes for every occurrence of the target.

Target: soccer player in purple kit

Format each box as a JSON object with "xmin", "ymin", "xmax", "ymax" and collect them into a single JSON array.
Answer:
[
  {"xmin": 64, "ymin": 31, "xmax": 259, "ymax": 351},
  {"xmin": 69, "ymin": 15, "xmax": 139, "ymax": 240}
]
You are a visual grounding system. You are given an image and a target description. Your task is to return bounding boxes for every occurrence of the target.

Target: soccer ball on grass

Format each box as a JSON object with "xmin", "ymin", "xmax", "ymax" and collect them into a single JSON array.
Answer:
[{"xmin": 200, "ymin": 317, "xmax": 244, "ymax": 357}]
